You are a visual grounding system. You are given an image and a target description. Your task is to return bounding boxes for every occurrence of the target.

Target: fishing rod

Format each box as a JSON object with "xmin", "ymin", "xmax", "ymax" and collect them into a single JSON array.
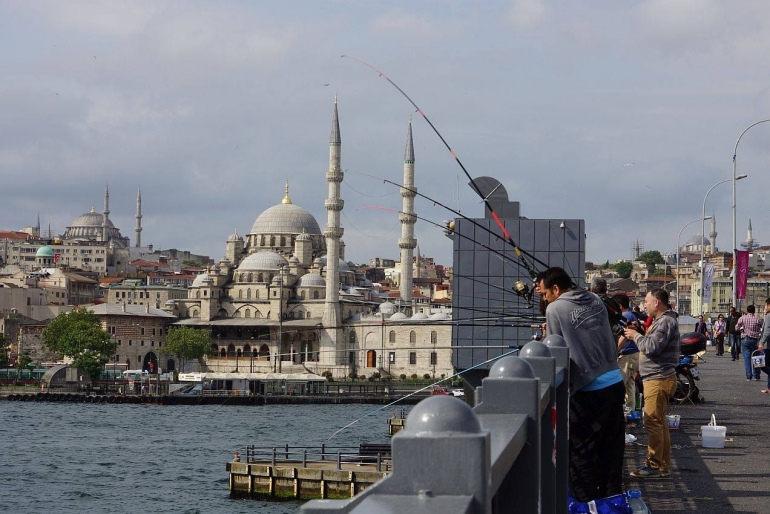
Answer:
[
  {"xmin": 342, "ymin": 56, "xmax": 546, "ymax": 283},
  {"xmin": 327, "ymin": 346, "xmax": 521, "ymax": 440}
]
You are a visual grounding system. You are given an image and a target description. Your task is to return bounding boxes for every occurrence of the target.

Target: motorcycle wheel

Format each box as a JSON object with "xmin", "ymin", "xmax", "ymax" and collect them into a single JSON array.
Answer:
[{"xmin": 672, "ymin": 370, "xmax": 695, "ymax": 405}]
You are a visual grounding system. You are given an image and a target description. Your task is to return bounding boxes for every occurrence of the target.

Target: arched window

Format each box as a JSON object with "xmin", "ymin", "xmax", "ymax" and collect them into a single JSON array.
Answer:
[
  {"xmin": 366, "ymin": 350, "xmax": 376, "ymax": 368},
  {"xmin": 280, "ymin": 236, "xmax": 286, "ymax": 247},
  {"xmin": 270, "ymin": 236, "xmax": 275, "ymax": 246},
  {"xmin": 240, "ymin": 274, "xmax": 245, "ymax": 282},
  {"xmin": 245, "ymin": 309, "xmax": 251, "ymax": 318},
  {"xmin": 431, "ymin": 331, "xmax": 438, "ymax": 344},
  {"xmin": 297, "ymin": 311, "xmax": 304, "ymax": 319},
  {"xmin": 238, "ymin": 289, "xmax": 242, "ymax": 299},
  {"xmin": 258, "ymin": 273, "xmax": 263, "ymax": 282},
  {"xmin": 260, "ymin": 235, "xmax": 265, "ymax": 246},
  {"xmin": 246, "ymin": 289, "xmax": 251, "ymax": 299},
  {"xmin": 248, "ymin": 273, "xmax": 253, "ymax": 282},
  {"xmin": 389, "ymin": 330, "xmax": 396, "ymax": 344},
  {"xmin": 243, "ymin": 344, "xmax": 251, "ymax": 353},
  {"xmin": 300, "ymin": 290, "xmax": 306, "ymax": 299},
  {"xmin": 255, "ymin": 290, "xmax": 260, "ymax": 299},
  {"xmin": 313, "ymin": 290, "xmax": 319, "ymax": 299},
  {"xmin": 410, "ymin": 331, "xmax": 416, "ymax": 346},
  {"xmin": 196, "ymin": 290, "xmax": 200, "ymax": 299},
  {"xmin": 191, "ymin": 309, "xmax": 199, "ymax": 318}
]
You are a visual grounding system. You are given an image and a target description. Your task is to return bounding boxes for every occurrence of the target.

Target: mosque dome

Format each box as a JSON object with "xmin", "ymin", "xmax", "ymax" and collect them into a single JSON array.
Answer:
[
  {"xmin": 318, "ymin": 255, "xmax": 351, "ymax": 273},
  {"xmin": 250, "ymin": 204, "xmax": 322, "ymax": 236},
  {"xmin": 63, "ymin": 207, "xmax": 125, "ymax": 246},
  {"xmin": 379, "ymin": 301, "xmax": 395, "ymax": 314},
  {"xmin": 684, "ymin": 234, "xmax": 709, "ymax": 247},
  {"xmin": 296, "ymin": 274, "xmax": 326, "ymax": 287},
  {"xmin": 237, "ymin": 251, "xmax": 289, "ymax": 271},
  {"xmin": 227, "ymin": 229, "xmax": 243, "ymax": 242},
  {"xmin": 71, "ymin": 208, "xmax": 116, "ymax": 229},
  {"xmin": 411, "ymin": 312, "xmax": 429, "ymax": 321},
  {"xmin": 430, "ymin": 312, "xmax": 451, "ymax": 320},
  {"xmin": 191, "ymin": 273, "xmax": 211, "ymax": 287},
  {"xmin": 297, "ymin": 232, "xmax": 313, "ymax": 242},
  {"xmin": 36, "ymin": 246, "xmax": 55, "ymax": 258},
  {"xmin": 389, "ymin": 312, "xmax": 408, "ymax": 321}
]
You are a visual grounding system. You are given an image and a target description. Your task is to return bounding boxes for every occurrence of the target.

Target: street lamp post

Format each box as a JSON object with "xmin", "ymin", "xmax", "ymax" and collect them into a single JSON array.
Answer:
[
  {"xmin": 677, "ymin": 216, "xmax": 711, "ymax": 313},
  {"xmin": 733, "ymin": 120, "xmax": 770, "ymax": 309},
  {"xmin": 701, "ymin": 176, "xmax": 746, "ymax": 315}
]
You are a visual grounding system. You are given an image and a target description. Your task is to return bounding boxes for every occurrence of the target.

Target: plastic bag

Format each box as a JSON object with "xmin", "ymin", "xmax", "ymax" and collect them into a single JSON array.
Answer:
[{"xmin": 568, "ymin": 493, "xmax": 632, "ymax": 514}]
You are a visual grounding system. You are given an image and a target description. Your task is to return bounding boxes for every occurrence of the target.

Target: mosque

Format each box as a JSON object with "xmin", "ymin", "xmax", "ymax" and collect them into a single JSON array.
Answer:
[{"xmin": 166, "ymin": 98, "xmax": 453, "ymax": 379}]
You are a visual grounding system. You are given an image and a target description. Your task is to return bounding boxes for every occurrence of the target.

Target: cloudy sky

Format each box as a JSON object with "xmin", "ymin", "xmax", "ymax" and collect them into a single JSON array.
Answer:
[{"xmin": 2, "ymin": 1, "xmax": 770, "ymax": 267}]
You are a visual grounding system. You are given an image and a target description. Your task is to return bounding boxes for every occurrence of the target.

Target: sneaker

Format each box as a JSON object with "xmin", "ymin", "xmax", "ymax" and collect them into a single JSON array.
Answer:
[
  {"xmin": 755, "ymin": 377, "xmax": 762, "ymax": 381},
  {"xmin": 747, "ymin": 378, "xmax": 753, "ymax": 381},
  {"xmin": 630, "ymin": 466, "xmax": 664, "ymax": 479},
  {"xmin": 660, "ymin": 469, "xmax": 671, "ymax": 478}
]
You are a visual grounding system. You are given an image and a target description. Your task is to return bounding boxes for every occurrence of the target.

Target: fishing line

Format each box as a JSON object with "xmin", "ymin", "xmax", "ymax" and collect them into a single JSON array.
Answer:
[
  {"xmin": 342, "ymin": 55, "xmax": 546, "ymax": 280},
  {"xmin": 326, "ymin": 346, "xmax": 520, "ymax": 440}
]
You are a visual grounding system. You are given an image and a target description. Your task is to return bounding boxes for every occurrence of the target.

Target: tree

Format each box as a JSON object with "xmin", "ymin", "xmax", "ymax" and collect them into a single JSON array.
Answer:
[
  {"xmin": 161, "ymin": 326, "xmax": 214, "ymax": 371},
  {"xmin": 638, "ymin": 250, "xmax": 665, "ymax": 267},
  {"xmin": 42, "ymin": 308, "xmax": 116, "ymax": 381},
  {"xmin": 0, "ymin": 334, "xmax": 9, "ymax": 368},
  {"xmin": 181, "ymin": 259, "xmax": 203, "ymax": 268},
  {"xmin": 615, "ymin": 262, "xmax": 633, "ymax": 279}
]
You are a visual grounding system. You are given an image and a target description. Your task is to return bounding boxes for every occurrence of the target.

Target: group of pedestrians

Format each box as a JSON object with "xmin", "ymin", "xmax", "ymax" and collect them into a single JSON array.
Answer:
[
  {"xmin": 702, "ymin": 303, "xmax": 770, "ymax": 393},
  {"xmin": 535, "ymin": 268, "xmax": 681, "ymax": 504}
]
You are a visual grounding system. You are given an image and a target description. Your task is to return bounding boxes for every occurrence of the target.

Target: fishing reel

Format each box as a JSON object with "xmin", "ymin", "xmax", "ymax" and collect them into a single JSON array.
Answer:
[{"xmin": 513, "ymin": 280, "xmax": 533, "ymax": 308}]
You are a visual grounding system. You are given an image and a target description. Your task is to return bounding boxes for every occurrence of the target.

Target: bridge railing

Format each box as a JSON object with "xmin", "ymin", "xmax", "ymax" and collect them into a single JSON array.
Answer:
[{"xmin": 301, "ymin": 336, "xmax": 570, "ymax": 514}]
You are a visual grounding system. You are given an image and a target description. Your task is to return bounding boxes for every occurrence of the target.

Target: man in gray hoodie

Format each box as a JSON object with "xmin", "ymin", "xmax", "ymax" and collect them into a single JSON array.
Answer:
[
  {"xmin": 537, "ymin": 267, "xmax": 625, "ymax": 502},
  {"xmin": 622, "ymin": 288, "xmax": 680, "ymax": 479}
]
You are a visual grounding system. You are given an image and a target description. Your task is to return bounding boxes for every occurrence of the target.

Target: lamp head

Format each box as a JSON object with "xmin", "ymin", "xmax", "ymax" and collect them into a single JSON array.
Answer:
[{"xmin": 736, "ymin": 174, "xmax": 748, "ymax": 181}]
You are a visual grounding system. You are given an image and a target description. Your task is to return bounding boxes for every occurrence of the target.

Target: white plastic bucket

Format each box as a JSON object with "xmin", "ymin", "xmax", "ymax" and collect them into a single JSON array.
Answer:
[
  {"xmin": 701, "ymin": 414, "xmax": 726, "ymax": 448},
  {"xmin": 666, "ymin": 414, "xmax": 681, "ymax": 430},
  {"xmin": 751, "ymin": 350, "xmax": 766, "ymax": 369}
]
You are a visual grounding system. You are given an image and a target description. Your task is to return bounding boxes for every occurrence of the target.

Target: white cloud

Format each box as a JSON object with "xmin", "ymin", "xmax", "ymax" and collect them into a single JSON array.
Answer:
[
  {"xmin": 504, "ymin": 0, "xmax": 550, "ymax": 30},
  {"xmin": 23, "ymin": 0, "xmax": 159, "ymax": 37}
]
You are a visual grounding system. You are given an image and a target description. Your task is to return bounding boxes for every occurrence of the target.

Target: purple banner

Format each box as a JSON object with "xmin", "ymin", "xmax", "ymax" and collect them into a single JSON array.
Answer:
[{"xmin": 736, "ymin": 250, "xmax": 749, "ymax": 300}]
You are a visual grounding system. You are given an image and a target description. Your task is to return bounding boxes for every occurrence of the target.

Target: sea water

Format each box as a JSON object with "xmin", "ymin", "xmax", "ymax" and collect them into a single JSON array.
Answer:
[{"xmin": 0, "ymin": 402, "xmax": 390, "ymax": 513}]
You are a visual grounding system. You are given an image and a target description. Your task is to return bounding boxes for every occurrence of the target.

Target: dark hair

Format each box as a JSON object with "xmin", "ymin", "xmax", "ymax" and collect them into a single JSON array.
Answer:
[
  {"xmin": 747, "ymin": 304, "xmax": 755, "ymax": 314},
  {"xmin": 614, "ymin": 294, "xmax": 630, "ymax": 310},
  {"xmin": 537, "ymin": 267, "xmax": 573, "ymax": 291},
  {"xmin": 766, "ymin": 298, "xmax": 770, "ymax": 305},
  {"xmin": 649, "ymin": 288, "xmax": 669, "ymax": 307}
]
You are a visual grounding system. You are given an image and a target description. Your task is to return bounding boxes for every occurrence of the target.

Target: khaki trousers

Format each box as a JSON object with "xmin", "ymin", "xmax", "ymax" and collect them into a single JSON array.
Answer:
[
  {"xmin": 617, "ymin": 353, "xmax": 639, "ymax": 410},
  {"xmin": 642, "ymin": 375, "xmax": 677, "ymax": 471}
]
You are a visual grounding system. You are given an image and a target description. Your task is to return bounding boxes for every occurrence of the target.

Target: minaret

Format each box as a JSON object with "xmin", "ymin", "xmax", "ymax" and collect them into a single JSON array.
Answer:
[
  {"xmin": 708, "ymin": 210, "xmax": 717, "ymax": 255},
  {"xmin": 322, "ymin": 96, "xmax": 344, "ymax": 360},
  {"xmin": 135, "ymin": 186, "xmax": 143, "ymax": 248},
  {"xmin": 35, "ymin": 214, "xmax": 41, "ymax": 237},
  {"xmin": 102, "ymin": 184, "xmax": 110, "ymax": 242},
  {"xmin": 741, "ymin": 218, "xmax": 758, "ymax": 250},
  {"xmin": 399, "ymin": 117, "xmax": 417, "ymax": 312}
]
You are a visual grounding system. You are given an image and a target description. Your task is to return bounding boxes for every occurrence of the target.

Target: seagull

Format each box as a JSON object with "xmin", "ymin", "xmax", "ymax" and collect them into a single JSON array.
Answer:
[
  {"xmin": 623, "ymin": 163, "xmax": 636, "ymax": 167},
  {"xmin": 323, "ymin": 83, "xmax": 329, "ymax": 86}
]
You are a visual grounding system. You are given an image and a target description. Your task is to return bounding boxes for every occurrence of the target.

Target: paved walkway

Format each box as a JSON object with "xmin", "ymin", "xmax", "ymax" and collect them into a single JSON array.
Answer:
[{"xmin": 624, "ymin": 348, "xmax": 770, "ymax": 513}]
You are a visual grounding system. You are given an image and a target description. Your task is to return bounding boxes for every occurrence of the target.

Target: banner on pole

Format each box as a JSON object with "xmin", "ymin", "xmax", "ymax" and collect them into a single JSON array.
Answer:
[
  {"xmin": 702, "ymin": 263, "xmax": 715, "ymax": 308},
  {"xmin": 736, "ymin": 251, "xmax": 749, "ymax": 300}
]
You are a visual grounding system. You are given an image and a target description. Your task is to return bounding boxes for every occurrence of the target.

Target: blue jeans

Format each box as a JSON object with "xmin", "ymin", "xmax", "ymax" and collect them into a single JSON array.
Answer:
[
  {"xmin": 730, "ymin": 333, "xmax": 741, "ymax": 358},
  {"xmin": 741, "ymin": 338, "xmax": 760, "ymax": 379}
]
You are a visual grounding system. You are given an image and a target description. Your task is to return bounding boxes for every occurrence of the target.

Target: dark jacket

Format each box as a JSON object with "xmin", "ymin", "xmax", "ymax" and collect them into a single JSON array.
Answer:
[{"xmin": 728, "ymin": 312, "xmax": 741, "ymax": 335}]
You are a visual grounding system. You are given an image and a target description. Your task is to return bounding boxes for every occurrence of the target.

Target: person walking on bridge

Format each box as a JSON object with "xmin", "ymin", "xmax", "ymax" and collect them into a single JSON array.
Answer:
[
  {"xmin": 737, "ymin": 305, "xmax": 764, "ymax": 381},
  {"xmin": 757, "ymin": 299, "xmax": 770, "ymax": 394},
  {"xmin": 537, "ymin": 267, "xmax": 625, "ymax": 502},
  {"xmin": 622, "ymin": 288, "xmax": 680, "ymax": 479}
]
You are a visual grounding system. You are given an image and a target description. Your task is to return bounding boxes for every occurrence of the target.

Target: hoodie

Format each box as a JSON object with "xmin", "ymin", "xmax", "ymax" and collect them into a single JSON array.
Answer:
[
  {"xmin": 632, "ymin": 310, "xmax": 680, "ymax": 381},
  {"xmin": 545, "ymin": 289, "xmax": 620, "ymax": 393}
]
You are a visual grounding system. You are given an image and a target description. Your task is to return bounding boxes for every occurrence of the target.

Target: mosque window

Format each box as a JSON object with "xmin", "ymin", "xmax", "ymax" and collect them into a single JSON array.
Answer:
[
  {"xmin": 430, "ymin": 352, "xmax": 437, "ymax": 365},
  {"xmin": 247, "ymin": 289, "xmax": 251, "ymax": 299},
  {"xmin": 313, "ymin": 290, "xmax": 319, "ymax": 299},
  {"xmin": 238, "ymin": 289, "xmax": 242, "ymax": 299},
  {"xmin": 255, "ymin": 290, "xmax": 260, "ymax": 299},
  {"xmin": 280, "ymin": 236, "xmax": 286, "ymax": 247},
  {"xmin": 409, "ymin": 352, "xmax": 417, "ymax": 365},
  {"xmin": 245, "ymin": 309, "xmax": 251, "ymax": 318},
  {"xmin": 297, "ymin": 311, "xmax": 304, "ymax": 319},
  {"xmin": 248, "ymin": 273, "xmax": 253, "ymax": 282},
  {"xmin": 300, "ymin": 291, "xmax": 306, "ymax": 300},
  {"xmin": 410, "ymin": 331, "xmax": 416, "ymax": 346},
  {"xmin": 260, "ymin": 235, "xmax": 265, "ymax": 246},
  {"xmin": 270, "ymin": 236, "xmax": 275, "ymax": 246},
  {"xmin": 389, "ymin": 331, "xmax": 396, "ymax": 344},
  {"xmin": 196, "ymin": 291, "xmax": 200, "ymax": 299},
  {"xmin": 258, "ymin": 273, "xmax": 263, "ymax": 282},
  {"xmin": 431, "ymin": 331, "xmax": 437, "ymax": 344},
  {"xmin": 191, "ymin": 309, "xmax": 199, "ymax": 317}
]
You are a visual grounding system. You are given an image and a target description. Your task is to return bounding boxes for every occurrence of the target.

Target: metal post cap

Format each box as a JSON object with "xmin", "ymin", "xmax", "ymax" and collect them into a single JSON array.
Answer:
[
  {"xmin": 542, "ymin": 334, "xmax": 568, "ymax": 348},
  {"xmin": 520, "ymin": 340, "xmax": 553, "ymax": 358},
  {"xmin": 488, "ymin": 356, "xmax": 536, "ymax": 379},
  {"xmin": 404, "ymin": 396, "xmax": 481, "ymax": 435}
]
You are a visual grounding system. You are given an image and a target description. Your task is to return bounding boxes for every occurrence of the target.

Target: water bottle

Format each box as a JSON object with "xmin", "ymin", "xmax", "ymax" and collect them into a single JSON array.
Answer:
[{"xmin": 627, "ymin": 489, "xmax": 650, "ymax": 514}]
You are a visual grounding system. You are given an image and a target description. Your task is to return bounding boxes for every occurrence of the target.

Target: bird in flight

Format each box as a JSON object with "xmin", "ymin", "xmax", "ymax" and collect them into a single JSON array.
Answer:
[
  {"xmin": 622, "ymin": 163, "xmax": 636, "ymax": 167},
  {"xmin": 323, "ymin": 83, "xmax": 329, "ymax": 86}
]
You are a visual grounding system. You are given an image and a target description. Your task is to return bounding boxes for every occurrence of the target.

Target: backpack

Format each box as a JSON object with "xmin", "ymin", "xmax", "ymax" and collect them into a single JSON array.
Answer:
[{"xmin": 599, "ymin": 294, "xmax": 624, "ymax": 336}]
